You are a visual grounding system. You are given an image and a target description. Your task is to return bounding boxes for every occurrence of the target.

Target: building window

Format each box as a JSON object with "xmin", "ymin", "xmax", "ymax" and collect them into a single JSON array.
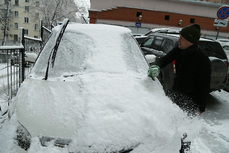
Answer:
[
  {"xmin": 14, "ymin": 35, "xmax": 18, "ymax": 41},
  {"xmin": 25, "ymin": 6, "xmax": 29, "ymax": 12},
  {"xmin": 136, "ymin": 12, "xmax": 142, "ymax": 17},
  {"xmin": 24, "ymin": 17, "xmax": 29, "ymax": 23},
  {"xmin": 15, "ymin": 0, "xmax": 19, "ymax": 6},
  {"xmin": 14, "ymin": 23, "xmax": 18, "ymax": 29},
  {"xmin": 34, "ymin": 24, "xmax": 38, "ymax": 30},
  {"xmin": 35, "ymin": 13, "xmax": 39, "ymax": 19},
  {"xmin": 36, "ymin": 1, "xmax": 40, "ymax": 7},
  {"xmin": 15, "ymin": 11, "xmax": 19, "ymax": 17},
  {"xmin": 165, "ymin": 15, "xmax": 170, "ymax": 20},
  {"xmin": 24, "ymin": 29, "xmax": 28, "ymax": 35},
  {"xmin": 190, "ymin": 18, "xmax": 195, "ymax": 23}
]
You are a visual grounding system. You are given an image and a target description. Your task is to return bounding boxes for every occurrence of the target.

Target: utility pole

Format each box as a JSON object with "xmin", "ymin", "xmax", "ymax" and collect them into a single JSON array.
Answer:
[{"xmin": 2, "ymin": 0, "xmax": 10, "ymax": 46}]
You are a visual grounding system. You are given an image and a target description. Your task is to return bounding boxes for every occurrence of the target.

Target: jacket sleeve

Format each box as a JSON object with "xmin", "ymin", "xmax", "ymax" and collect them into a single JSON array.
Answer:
[{"xmin": 154, "ymin": 46, "xmax": 178, "ymax": 68}]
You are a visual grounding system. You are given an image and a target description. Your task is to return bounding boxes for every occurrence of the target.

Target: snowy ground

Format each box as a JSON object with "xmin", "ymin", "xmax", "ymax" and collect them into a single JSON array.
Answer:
[{"xmin": 0, "ymin": 63, "xmax": 229, "ymax": 153}]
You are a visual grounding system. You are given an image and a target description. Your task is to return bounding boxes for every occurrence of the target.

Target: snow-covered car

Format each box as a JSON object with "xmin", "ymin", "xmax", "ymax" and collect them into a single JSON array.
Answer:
[
  {"xmin": 24, "ymin": 52, "xmax": 38, "ymax": 67},
  {"xmin": 12, "ymin": 20, "xmax": 188, "ymax": 152}
]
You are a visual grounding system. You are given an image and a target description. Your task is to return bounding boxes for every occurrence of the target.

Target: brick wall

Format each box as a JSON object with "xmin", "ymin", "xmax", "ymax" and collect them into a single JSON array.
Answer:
[{"xmin": 89, "ymin": 6, "xmax": 229, "ymax": 32}]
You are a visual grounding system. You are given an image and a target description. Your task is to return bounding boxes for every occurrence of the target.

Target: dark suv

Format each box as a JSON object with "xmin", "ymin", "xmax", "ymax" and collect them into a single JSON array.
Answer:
[{"xmin": 140, "ymin": 33, "xmax": 228, "ymax": 92}]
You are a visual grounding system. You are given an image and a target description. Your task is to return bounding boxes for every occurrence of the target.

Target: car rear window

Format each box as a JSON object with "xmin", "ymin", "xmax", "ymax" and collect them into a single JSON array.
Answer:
[{"xmin": 198, "ymin": 41, "xmax": 227, "ymax": 59}]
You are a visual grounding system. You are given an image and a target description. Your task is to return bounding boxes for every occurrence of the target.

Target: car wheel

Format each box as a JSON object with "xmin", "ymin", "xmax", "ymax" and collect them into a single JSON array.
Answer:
[{"xmin": 209, "ymin": 57, "xmax": 228, "ymax": 90}]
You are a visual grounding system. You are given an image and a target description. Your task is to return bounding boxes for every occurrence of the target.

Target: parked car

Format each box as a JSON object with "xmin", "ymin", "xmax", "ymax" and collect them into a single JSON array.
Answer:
[
  {"xmin": 11, "ymin": 21, "xmax": 185, "ymax": 152},
  {"xmin": 24, "ymin": 52, "xmax": 38, "ymax": 67},
  {"xmin": 144, "ymin": 27, "xmax": 181, "ymax": 36},
  {"xmin": 216, "ymin": 39, "xmax": 229, "ymax": 91},
  {"xmin": 140, "ymin": 33, "xmax": 228, "ymax": 92},
  {"xmin": 134, "ymin": 27, "xmax": 181, "ymax": 45},
  {"xmin": 134, "ymin": 35, "xmax": 148, "ymax": 44}
]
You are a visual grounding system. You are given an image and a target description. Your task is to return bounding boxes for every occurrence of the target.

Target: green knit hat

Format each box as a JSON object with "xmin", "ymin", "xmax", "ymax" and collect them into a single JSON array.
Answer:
[{"xmin": 180, "ymin": 24, "xmax": 201, "ymax": 44}]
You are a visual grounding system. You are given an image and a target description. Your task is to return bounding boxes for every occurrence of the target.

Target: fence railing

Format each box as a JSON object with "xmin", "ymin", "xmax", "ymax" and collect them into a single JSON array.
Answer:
[
  {"xmin": 0, "ymin": 20, "xmax": 52, "ymax": 103},
  {"xmin": 0, "ymin": 21, "xmax": 53, "ymax": 126},
  {"xmin": 0, "ymin": 46, "xmax": 24, "ymax": 98},
  {"xmin": 0, "ymin": 28, "xmax": 26, "ymax": 103}
]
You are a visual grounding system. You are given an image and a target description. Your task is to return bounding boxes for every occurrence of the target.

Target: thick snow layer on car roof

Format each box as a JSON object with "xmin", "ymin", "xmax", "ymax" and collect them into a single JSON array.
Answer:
[{"xmin": 150, "ymin": 27, "xmax": 181, "ymax": 34}]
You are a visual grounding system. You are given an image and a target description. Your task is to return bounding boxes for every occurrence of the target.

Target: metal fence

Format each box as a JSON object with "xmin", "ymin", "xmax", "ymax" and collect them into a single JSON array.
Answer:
[
  {"xmin": 0, "ymin": 20, "xmax": 52, "ymax": 103},
  {"xmin": 0, "ymin": 29, "xmax": 26, "ymax": 103},
  {"xmin": 0, "ymin": 21, "xmax": 53, "ymax": 126}
]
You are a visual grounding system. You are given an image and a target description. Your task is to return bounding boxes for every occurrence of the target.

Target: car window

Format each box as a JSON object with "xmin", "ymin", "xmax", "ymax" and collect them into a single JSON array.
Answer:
[
  {"xmin": 141, "ymin": 37, "xmax": 154, "ymax": 47},
  {"xmin": 32, "ymin": 30, "xmax": 148, "ymax": 78},
  {"xmin": 161, "ymin": 38, "xmax": 174, "ymax": 53},
  {"xmin": 198, "ymin": 41, "xmax": 227, "ymax": 59},
  {"xmin": 152, "ymin": 37, "xmax": 164, "ymax": 51},
  {"xmin": 32, "ymin": 32, "xmax": 93, "ymax": 78},
  {"xmin": 223, "ymin": 46, "xmax": 229, "ymax": 52}
]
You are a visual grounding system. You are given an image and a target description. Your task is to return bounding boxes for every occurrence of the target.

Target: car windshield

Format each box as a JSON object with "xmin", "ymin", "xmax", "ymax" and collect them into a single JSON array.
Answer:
[{"xmin": 31, "ymin": 24, "xmax": 148, "ymax": 79}]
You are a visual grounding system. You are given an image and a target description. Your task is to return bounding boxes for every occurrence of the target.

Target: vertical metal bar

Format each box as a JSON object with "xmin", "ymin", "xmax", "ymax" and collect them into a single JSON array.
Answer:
[
  {"xmin": 16, "ymin": 50, "xmax": 20, "ymax": 90},
  {"xmin": 6, "ymin": 50, "xmax": 10, "ymax": 105},
  {"xmin": 19, "ymin": 28, "xmax": 25, "ymax": 83},
  {"xmin": 13, "ymin": 50, "xmax": 15, "ymax": 94},
  {"xmin": 40, "ymin": 19, "xmax": 43, "ymax": 49},
  {"xmin": 216, "ymin": 26, "xmax": 220, "ymax": 40},
  {"xmin": 10, "ymin": 50, "xmax": 13, "ymax": 99}
]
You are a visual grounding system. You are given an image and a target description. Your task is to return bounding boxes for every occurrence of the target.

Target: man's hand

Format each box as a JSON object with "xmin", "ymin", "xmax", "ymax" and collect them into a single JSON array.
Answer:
[{"xmin": 148, "ymin": 65, "xmax": 160, "ymax": 81}]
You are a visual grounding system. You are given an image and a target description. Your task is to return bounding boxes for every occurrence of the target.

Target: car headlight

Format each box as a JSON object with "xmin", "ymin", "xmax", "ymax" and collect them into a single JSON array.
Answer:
[
  {"xmin": 39, "ymin": 136, "xmax": 72, "ymax": 148},
  {"xmin": 15, "ymin": 122, "xmax": 31, "ymax": 151}
]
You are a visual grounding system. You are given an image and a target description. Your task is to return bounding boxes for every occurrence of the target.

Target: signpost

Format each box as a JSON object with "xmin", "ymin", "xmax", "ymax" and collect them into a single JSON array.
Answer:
[
  {"xmin": 135, "ymin": 22, "xmax": 141, "ymax": 27},
  {"xmin": 214, "ymin": 19, "xmax": 228, "ymax": 27},
  {"xmin": 214, "ymin": 6, "xmax": 229, "ymax": 39},
  {"xmin": 217, "ymin": 6, "xmax": 229, "ymax": 19}
]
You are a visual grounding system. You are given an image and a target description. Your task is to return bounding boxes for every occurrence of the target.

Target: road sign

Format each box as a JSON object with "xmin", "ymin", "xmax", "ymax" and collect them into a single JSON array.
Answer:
[
  {"xmin": 214, "ymin": 18, "xmax": 228, "ymax": 27},
  {"xmin": 135, "ymin": 22, "xmax": 141, "ymax": 27},
  {"xmin": 217, "ymin": 6, "xmax": 229, "ymax": 19}
]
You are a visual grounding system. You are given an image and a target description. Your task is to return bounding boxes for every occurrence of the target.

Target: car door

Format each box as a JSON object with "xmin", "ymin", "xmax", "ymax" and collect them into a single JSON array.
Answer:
[
  {"xmin": 141, "ymin": 35, "xmax": 175, "ymax": 89},
  {"xmin": 157, "ymin": 37, "xmax": 176, "ymax": 90}
]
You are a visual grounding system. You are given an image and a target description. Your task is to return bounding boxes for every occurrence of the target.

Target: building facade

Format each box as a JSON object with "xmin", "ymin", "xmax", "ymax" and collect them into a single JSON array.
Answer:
[
  {"xmin": 0, "ymin": 0, "xmax": 42, "ymax": 45},
  {"xmin": 199, "ymin": 0, "xmax": 229, "ymax": 3},
  {"xmin": 89, "ymin": 0, "xmax": 229, "ymax": 37}
]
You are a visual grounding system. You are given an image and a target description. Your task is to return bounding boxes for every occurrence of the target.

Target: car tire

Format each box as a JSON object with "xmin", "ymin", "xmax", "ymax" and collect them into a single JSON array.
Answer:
[{"xmin": 209, "ymin": 57, "xmax": 228, "ymax": 90}]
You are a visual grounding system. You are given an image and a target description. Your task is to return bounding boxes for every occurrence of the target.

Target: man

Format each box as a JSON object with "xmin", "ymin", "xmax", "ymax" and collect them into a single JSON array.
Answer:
[{"xmin": 148, "ymin": 24, "xmax": 211, "ymax": 115}]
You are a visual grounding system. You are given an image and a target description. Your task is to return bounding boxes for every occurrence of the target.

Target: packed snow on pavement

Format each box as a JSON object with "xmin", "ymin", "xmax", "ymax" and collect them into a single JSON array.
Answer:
[{"xmin": 0, "ymin": 24, "xmax": 229, "ymax": 153}]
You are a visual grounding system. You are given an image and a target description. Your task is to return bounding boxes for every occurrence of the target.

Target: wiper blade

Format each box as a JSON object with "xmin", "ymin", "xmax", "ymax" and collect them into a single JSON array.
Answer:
[
  {"xmin": 51, "ymin": 19, "xmax": 69, "ymax": 68},
  {"xmin": 44, "ymin": 18, "xmax": 69, "ymax": 80}
]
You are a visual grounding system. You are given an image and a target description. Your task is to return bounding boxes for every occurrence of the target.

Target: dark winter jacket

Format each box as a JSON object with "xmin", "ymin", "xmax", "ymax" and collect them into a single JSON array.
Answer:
[{"xmin": 155, "ymin": 43, "xmax": 211, "ymax": 112}]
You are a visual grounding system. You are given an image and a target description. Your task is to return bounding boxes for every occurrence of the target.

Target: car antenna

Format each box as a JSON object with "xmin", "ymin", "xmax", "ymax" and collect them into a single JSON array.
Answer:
[{"xmin": 43, "ymin": 18, "xmax": 70, "ymax": 80}]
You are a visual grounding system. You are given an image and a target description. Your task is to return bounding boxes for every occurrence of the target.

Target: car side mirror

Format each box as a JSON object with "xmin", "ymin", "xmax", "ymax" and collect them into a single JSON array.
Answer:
[{"xmin": 145, "ymin": 54, "xmax": 156, "ymax": 64}]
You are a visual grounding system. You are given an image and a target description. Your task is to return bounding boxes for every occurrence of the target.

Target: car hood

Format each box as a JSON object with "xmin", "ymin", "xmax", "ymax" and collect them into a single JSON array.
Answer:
[
  {"xmin": 14, "ymin": 76, "xmax": 83, "ymax": 139},
  {"xmin": 14, "ymin": 71, "xmax": 184, "ymax": 151}
]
